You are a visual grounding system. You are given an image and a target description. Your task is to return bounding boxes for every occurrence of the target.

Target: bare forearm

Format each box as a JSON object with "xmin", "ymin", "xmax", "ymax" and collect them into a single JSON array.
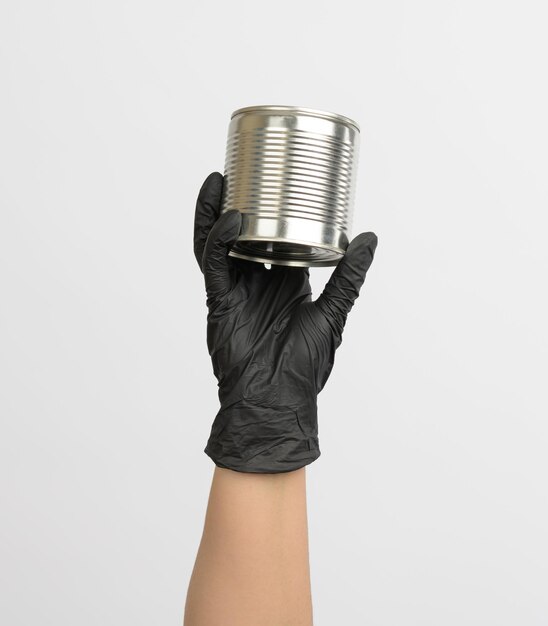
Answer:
[{"xmin": 184, "ymin": 467, "xmax": 313, "ymax": 626}]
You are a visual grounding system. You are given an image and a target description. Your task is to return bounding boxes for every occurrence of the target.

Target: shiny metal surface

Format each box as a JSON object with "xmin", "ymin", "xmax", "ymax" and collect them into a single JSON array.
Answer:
[{"xmin": 221, "ymin": 105, "xmax": 360, "ymax": 267}]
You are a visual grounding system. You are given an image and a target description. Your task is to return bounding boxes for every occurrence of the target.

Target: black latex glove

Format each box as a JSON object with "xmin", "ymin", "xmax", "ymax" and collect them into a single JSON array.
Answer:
[{"xmin": 193, "ymin": 172, "xmax": 378, "ymax": 473}]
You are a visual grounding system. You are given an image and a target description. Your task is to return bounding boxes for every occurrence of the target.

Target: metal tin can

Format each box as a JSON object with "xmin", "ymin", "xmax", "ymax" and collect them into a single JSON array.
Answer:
[{"xmin": 221, "ymin": 105, "xmax": 360, "ymax": 267}]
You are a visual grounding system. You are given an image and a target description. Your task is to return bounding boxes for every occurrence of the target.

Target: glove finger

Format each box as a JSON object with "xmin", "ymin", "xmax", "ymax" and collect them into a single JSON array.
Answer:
[
  {"xmin": 194, "ymin": 172, "xmax": 223, "ymax": 272},
  {"xmin": 315, "ymin": 232, "xmax": 378, "ymax": 335},
  {"xmin": 203, "ymin": 209, "xmax": 242, "ymax": 306}
]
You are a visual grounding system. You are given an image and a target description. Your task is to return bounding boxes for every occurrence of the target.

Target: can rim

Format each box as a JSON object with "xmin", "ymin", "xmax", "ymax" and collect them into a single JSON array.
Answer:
[{"xmin": 230, "ymin": 105, "xmax": 360, "ymax": 133}]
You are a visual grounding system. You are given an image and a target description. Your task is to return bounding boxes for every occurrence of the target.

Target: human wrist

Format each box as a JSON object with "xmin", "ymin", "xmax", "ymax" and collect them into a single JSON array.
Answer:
[{"xmin": 204, "ymin": 398, "xmax": 320, "ymax": 474}]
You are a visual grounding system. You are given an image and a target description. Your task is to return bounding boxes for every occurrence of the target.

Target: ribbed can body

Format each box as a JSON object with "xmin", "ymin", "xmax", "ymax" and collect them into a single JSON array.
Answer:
[{"xmin": 221, "ymin": 106, "xmax": 360, "ymax": 267}]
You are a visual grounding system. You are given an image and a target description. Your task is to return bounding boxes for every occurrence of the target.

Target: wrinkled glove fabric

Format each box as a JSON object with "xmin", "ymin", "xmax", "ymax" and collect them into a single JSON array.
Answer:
[{"xmin": 193, "ymin": 172, "xmax": 378, "ymax": 473}]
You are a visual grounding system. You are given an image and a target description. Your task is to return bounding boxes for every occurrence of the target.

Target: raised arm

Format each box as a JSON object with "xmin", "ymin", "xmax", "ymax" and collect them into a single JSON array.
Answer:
[{"xmin": 184, "ymin": 172, "xmax": 377, "ymax": 625}]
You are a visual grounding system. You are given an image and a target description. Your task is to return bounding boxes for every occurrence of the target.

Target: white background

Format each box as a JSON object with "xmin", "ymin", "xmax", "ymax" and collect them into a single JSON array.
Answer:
[{"xmin": 1, "ymin": 1, "xmax": 547, "ymax": 624}]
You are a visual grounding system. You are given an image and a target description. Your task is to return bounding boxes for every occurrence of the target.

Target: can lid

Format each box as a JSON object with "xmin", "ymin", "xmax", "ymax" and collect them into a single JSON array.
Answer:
[{"xmin": 230, "ymin": 105, "xmax": 360, "ymax": 133}]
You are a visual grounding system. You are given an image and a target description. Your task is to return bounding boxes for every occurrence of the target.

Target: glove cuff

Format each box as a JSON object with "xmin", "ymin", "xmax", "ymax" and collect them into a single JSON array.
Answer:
[{"xmin": 204, "ymin": 400, "xmax": 320, "ymax": 473}]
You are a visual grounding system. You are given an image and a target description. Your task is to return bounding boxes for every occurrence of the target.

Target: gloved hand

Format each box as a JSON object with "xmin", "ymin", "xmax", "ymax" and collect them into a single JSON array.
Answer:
[{"xmin": 193, "ymin": 172, "xmax": 378, "ymax": 473}]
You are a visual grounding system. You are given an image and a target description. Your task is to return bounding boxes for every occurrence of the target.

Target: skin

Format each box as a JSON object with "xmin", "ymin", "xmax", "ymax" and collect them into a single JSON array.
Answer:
[{"xmin": 184, "ymin": 467, "xmax": 313, "ymax": 626}]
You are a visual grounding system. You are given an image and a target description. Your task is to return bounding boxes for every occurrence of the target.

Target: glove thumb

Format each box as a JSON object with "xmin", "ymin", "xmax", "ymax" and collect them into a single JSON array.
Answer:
[{"xmin": 315, "ymin": 232, "xmax": 378, "ymax": 336}]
